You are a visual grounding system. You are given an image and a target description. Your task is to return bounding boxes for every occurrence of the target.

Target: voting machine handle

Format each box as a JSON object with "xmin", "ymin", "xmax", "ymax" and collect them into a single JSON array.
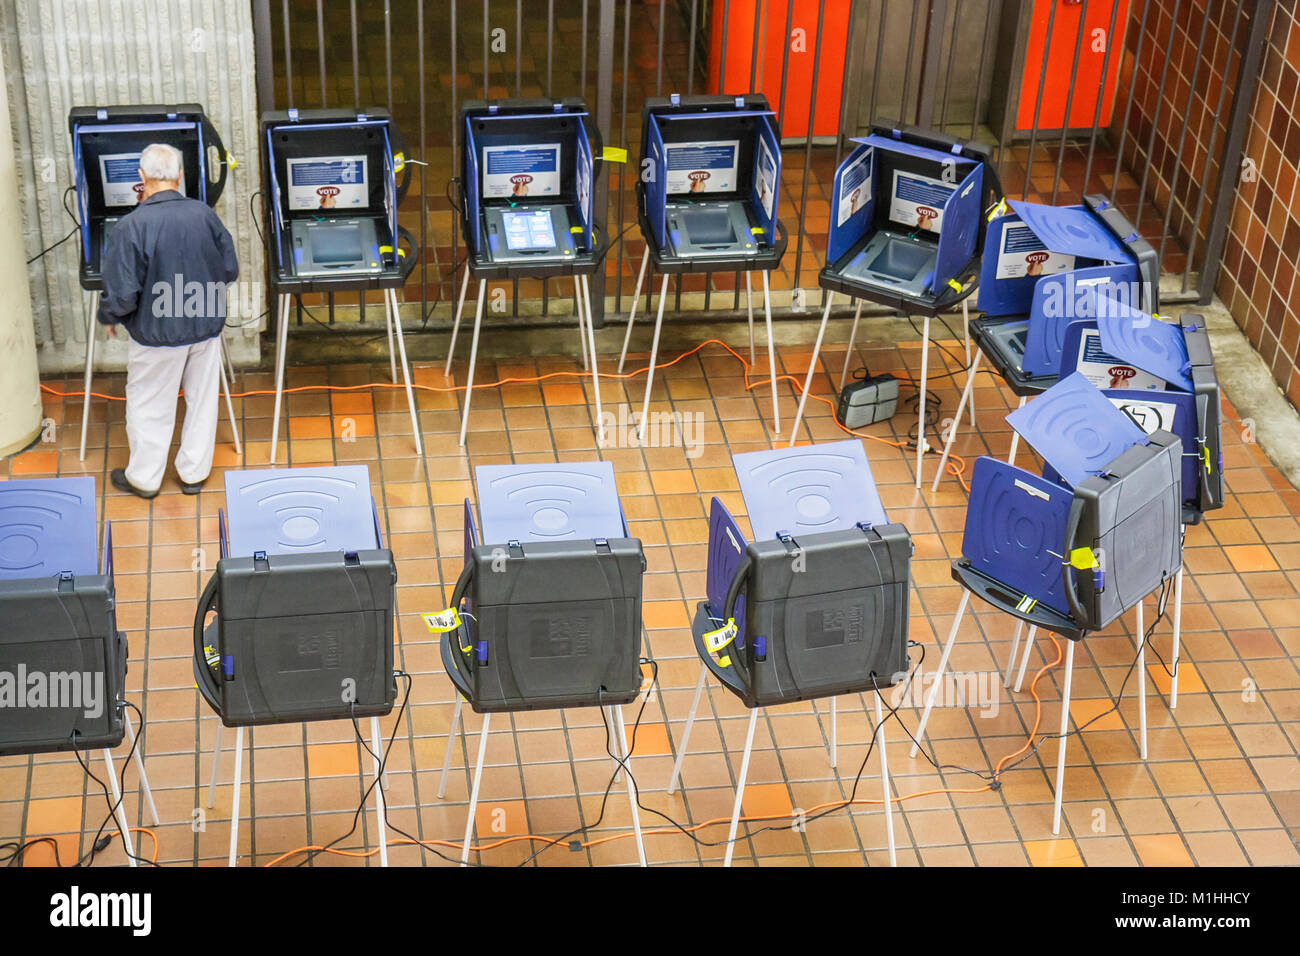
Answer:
[
  {"xmin": 393, "ymin": 224, "xmax": 420, "ymax": 282},
  {"xmin": 447, "ymin": 559, "xmax": 477, "ymax": 671},
  {"xmin": 769, "ymin": 217, "xmax": 790, "ymax": 259},
  {"xmin": 193, "ymin": 570, "xmax": 223, "ymax": 714},
  {"xmin": 1061, "ymin": 497, "xmax": 1090, "ymax": 631},
  {"xmin": 695, "ymin": 552, "xmax": 753, "ymax": 698},
  {"xmin": 200, "ymin": 113, "xmax": 231, "ymax": 207}
]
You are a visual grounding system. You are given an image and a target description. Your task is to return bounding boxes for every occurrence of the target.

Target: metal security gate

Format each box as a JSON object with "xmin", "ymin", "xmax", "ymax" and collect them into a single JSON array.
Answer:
[{"xmin": 251, "ymin": 0, "xmax": 1271, "ymax": 334}]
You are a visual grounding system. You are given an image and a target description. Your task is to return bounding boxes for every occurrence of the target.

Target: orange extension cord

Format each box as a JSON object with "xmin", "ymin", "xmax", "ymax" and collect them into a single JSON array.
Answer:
[
  {"xmin": 43, "ymin": 335, "xmax": 1046, "ymax": 864},
  {"xmin": 39, "ymin": 336, "xmax": 984, "ymax": 490}
]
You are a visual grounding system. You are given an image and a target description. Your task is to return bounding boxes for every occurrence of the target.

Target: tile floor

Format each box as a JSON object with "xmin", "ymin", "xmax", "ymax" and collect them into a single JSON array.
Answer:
[{"xmin": 3, "ymin": 318, "xmax": 1298, "ymax": 867}]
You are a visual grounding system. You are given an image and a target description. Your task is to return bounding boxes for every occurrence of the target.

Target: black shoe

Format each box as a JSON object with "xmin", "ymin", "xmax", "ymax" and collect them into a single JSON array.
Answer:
[
  {"xmin": 180, "ymin": 479, "xmax": 205, "ymax": 496},
  {"xmin": 110, "ymin": 468, "xmax": 159, "ymax": 500}
]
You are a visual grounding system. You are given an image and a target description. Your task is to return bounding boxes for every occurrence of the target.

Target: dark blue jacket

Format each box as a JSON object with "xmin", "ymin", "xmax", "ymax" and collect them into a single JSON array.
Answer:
[{"xmin": 97, "ymin": 190, "xmax": 239, "ymax": 347}]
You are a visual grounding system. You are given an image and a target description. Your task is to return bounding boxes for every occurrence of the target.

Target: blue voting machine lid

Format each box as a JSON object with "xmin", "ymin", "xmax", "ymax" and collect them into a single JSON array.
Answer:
[
  {"xmin": 1007, "ymin": 200, "xmax": 1131, "ymax": 264},
  {"xmin": 980, "ymin": 202, "xmax": 1137, "ymax": 318},
  {"xmin": 962, "ymin": 457, "xmax": 1072, "ymax": 615},
  {"xmin": 705, "ymin": 497, "xmax": 749, "ymax": 635},
  {"xmin": 224, "ymin": 466, "xmax": 378, "ymax": 557},
  {"xmin": 1006, "ymin": 372, "xmax": 1147, "ymax": 488},
  {"xmin": 1096, "ymin": 296, "xmax": 1194, "ymax": 391},
  {"xmin": 0, "ymin": 477, "xmax": 99, "ymax": 580},
  {"xmin": 475, "ymin": 461, "xmax": 624, "ymax": 544},
  {"xmin": 732, "ymin": 440, "xmax": 888, "ymax": 541},
  {"xmin": 1021, "ymin": 265, "xmax": 1141, "ymax": 376}
]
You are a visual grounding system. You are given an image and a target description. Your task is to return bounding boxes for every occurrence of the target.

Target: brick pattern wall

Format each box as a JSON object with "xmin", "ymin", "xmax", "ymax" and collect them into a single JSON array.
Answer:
[
  {"xmin": 1220, "ymin": 3, "xmax": 1300, "ymax": 407},
  {"xmin": 1117, "ymin": 0, "xmax": 1300, "ymax": 406}
]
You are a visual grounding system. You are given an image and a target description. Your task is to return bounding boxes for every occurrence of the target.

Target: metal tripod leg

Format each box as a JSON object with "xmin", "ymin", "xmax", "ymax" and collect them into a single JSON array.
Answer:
[
  {"xmin": 217, "ymin": 336, "xmax": 242, "ymax": 455},
  {"xmin": 1052, "ymin": 640, "xmax": 1076, "ymax": 835},
  {"xmin": 744, "ymin": 272, "xmax": 755, "ymax": 362},
  {"xmin": 78, "ymin": 290, "xmax": 100, "ymax": 461},
  {"xmin": 666, "ymin": 663, "xmax": 707, "ymax": 795},
  {"xmin": 122, "ymin": 709, "xmax": 159, "ymax": 826},
  {"xmin": 911, "ymin": 589, "xmax": 970, "ymax": 757},
  {"xmin": 457, "ymin": 281, "xmax": 488, "ymax": 447},
  {"xmin": 617, "ymin": 253, "xmax": 650, "ymax": 374},
  {"xmin": 580, "ymin": 274, "xmax": 605, "ymax": 444},
  {"xmin": 637, "ymin": 274, "xmax": 672, "ymax": 442},
  {"xmin": 268, "ymin": 294, "xmax": 292, "ymax": 464},
  {"xmin": 387, "ymin": 288, "xmax": 424, "ymax": 456},
  {"xmin": 875, "ymin": 690, "xmax": 896, "ymax": 867},
  {"xmin": 228, "ymin": 725, "xmax": 245, "ymax": 867},
  {"xmin": 762, "ymin": 270, "xmax": 780, "ymax": 433},
  {"xmin": 1013, "ymin": 626, "xmax": 1038, "ymax": 692},
  {"xmin": 609, "ymin": 706, "xmax": 647, "ymax": 867},
  {"xmin": 930, "ymin": 350, "xmax": 982, "ymax": 492},
  {"xmin": 438, "ymin": 695, "xmax": 465, "ymax": 799},
  {"xmin": 915, "ymin": 314, "xmax": 931, "ymax": 488},
  {"xmin": 207, "ymin": 720, "xmax": 223, "ymax": 809},
  {"xmin": 460, "ymin": 712, "xmax": 492, "ymax": 866},
  {"xmin": 370, "ymin": 716, "xmax": 388, "ymax": 867},
  {"xmin": 101, "ymin": 746, "xmax": 136, "ymax": 867},
  {"xmin": 445, "ymin": 267, "xmax": 471, "ymax": 376},
  {"xmin": 962, "ymin": 298, "xmax": 975, "ymax": 427},
  {"xmin": 788, "ymin": 291, "xmax": 833, "ymax": 446},
  {"xmin": 839, "ymin": 298, "xmax": 864, "ymax": 391},
  {"xmin": 722, "ymin": 708, "xmax": 760, "ymax": 868}
]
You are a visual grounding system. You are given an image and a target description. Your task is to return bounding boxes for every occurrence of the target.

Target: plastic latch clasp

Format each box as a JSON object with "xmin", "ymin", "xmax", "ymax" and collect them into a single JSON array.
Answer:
[
  {"xmin": 670, "ymin": 93, "xmax": 681, "ymax": 106},
  {"xmin": 1068, "ymin": 547, "xmax": 1099, "ymax": 570},
  {"xmin": 287, "ymin": 108, "xmax": 299, "ymax": 123}
]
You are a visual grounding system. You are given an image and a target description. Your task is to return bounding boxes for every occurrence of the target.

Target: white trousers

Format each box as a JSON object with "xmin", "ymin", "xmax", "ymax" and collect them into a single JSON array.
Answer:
[{"xmin": 124, "ymin": 335, "xmax": 223, "ymax": 493}]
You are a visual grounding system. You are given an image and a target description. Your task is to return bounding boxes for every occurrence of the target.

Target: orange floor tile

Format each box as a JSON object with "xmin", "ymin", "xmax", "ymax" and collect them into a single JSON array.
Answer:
[{"xmin": 3, "ymin": 319, "xmax": 1299, "ymax": 868}]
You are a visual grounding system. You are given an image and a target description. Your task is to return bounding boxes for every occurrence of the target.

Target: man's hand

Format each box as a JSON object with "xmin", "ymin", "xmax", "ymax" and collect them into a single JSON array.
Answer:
[{"xmin": 105, "ymin": 323, "xmax": 118, "ymax": 339}]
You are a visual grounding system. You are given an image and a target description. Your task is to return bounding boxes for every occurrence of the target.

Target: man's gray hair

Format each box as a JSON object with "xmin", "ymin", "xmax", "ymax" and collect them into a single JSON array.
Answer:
[{"xmin": 139, "ymin": 143, "xmax": 183, "ymax": 182}]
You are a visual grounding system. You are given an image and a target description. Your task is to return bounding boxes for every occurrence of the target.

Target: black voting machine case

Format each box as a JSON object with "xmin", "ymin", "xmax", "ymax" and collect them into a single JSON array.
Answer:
[
  {"xmin": 440, "ymin": 463, "xmax": 646, "ymax": 714},
  {"xmin": 443, "ymin": 539, "xmax": 646, "ymax": 713},
  {"xmin": 68, "ymin": 103, "xmax": 230, "ymax": 291},
  {"xmin": 261, "ymin": 107, "xmax": 416, "ymax": 295},
  {"xmin": 0, "ymin": 575, "xmax": 127, "ymax": 756},
  {"xmin": 194, "ymin": 551, "xmax": 398, "ymax": 728},
  {"xmin": 0, "ymin": 479, "xmax": 127, "ymax": 756},
  {"xmin": 694, "ymin": 523, "xmax": 913, "ymax": 708},
  {"xmin": 193, "ymin": 469, "xmax": 398, "ymax": 728},
  {"xmin": 692, "ymin": 442, "xmax": 913, "ymax": 709}
]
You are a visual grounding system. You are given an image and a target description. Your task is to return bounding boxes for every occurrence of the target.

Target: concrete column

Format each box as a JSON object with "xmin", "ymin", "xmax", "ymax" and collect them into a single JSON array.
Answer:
[{"xmin": 0, "ymin": 39, "xmax": 43, "ymax": 458}]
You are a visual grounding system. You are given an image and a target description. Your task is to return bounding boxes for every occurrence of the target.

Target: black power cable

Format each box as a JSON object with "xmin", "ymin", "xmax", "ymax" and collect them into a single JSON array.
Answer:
[{"xmin": 72, "ymin": 700, "xmax": 155, "ymax": 867}]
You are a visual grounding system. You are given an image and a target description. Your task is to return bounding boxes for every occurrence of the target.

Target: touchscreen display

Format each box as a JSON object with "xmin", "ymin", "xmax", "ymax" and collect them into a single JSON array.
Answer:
[
  {"xmin": 309, "ymin": 222, "xmax": 364, "ymax": 264},
  {"xmin": 501, "ymin": 209, "xmax": 557, "ymax": 250}
]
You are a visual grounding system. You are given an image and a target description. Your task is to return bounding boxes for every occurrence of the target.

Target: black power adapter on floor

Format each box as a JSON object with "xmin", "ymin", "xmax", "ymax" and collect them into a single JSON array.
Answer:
[{"xmin": 836, "ymin": 369, "xmax": 900, "ymax": 428}]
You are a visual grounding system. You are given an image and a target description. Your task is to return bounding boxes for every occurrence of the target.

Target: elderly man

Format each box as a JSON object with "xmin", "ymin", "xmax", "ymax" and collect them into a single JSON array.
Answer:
[{"xmin": 98, "ymin": 142, "xmax": 239, "ymax": 498}]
